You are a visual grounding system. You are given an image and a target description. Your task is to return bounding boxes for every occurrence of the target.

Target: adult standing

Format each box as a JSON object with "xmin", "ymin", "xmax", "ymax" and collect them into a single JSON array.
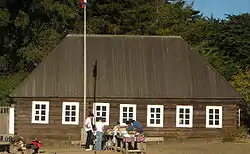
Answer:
[
  {"xmin": 85, "ymin": 113, "xmax": 94, "ymax": 151},
  {"xmin": 95, "ymin": 117, "xmax": 105, "ymax": 151}
]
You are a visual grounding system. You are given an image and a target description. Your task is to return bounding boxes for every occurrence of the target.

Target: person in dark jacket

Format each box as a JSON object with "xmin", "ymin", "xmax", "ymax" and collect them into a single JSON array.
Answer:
[
  {"xmin": 130, "ymin": 120, "xmax": 143, "ymax": 133},
  {"xmin": 125, "ymin": 121, "xmax": 135, "ymax": 132}
]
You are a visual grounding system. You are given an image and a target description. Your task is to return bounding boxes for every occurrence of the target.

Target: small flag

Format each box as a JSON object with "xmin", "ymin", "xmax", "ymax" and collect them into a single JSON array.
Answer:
[
  {"xmin": 81, "ymin": 0, "xmax": 87, "ymax": 8},
  {"xmin": 92, "ymin": 60, "xmax": 97, "ymax": 78}
]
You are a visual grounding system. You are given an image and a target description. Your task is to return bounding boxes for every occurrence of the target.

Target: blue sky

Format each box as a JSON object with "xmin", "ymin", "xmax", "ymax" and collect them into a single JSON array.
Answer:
[{"xmin": 187, "ymin": 0, "xmax": 250, "ymax": 19}]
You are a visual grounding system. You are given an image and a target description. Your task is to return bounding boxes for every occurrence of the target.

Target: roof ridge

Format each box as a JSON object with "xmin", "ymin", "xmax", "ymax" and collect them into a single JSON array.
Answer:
[{"xmin": 66, "ymin": 34, "xmax": 183, "ymax": 39}]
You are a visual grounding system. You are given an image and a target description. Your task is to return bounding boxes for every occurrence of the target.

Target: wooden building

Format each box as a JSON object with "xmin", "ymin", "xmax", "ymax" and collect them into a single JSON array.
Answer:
[{"xmin": 10, "ymin": 35, "xmax": 242, "ymax": 144}]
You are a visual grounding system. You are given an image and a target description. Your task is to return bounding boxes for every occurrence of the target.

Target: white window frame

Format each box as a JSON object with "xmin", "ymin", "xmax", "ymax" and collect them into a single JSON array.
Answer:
[
  {"xmin": 206, "ymin": 106, "xmax": 223, "ymax": 128},
  {"xmin": 119, "ymin": 104, "xmax": 137, "ymax": 126},
  {"xmin": 31, "ymin": 101, "xmax": 50, "ymax": 124},
  {"xmin": 147, "ymin": 105, "xmax": 164, "ymax": 127},
  {"xmin": 176, "ymin": 105, "xmax": 193, "ymax": 128},
  {"xmin": 62, "ymin": 102, "xmax": 80, "ymax": 125},
  {"xmin": 93, "ymin": 103, "xmax": 110, "ymax": 125}
]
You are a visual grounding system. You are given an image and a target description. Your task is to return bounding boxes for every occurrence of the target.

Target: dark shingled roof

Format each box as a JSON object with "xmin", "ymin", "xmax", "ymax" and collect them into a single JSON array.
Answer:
[{"xmin": 10, "ymin": 34, "xmax": 242, "ymax": 99}]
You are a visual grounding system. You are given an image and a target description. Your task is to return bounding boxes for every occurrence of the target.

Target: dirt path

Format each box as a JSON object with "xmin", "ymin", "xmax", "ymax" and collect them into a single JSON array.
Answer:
[{"xmin": 41, "ymin": 139, "xmax": 250, "ymax": 154}]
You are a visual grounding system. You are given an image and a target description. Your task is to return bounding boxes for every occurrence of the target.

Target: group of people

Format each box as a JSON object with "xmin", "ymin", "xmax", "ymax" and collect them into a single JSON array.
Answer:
[{"xmin": 84, "ymin": 112, "xmax": 144, "ymax": 152}]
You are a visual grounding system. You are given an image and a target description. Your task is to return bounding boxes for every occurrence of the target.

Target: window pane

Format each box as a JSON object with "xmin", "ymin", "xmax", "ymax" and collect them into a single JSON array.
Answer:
[
  {"xmin": 179, "ymin": 119, "xmax": 183, "ymax": 124},
  {"xmin": 71, "ymin": 117, "xmax": 76, "ymax": 122},
  {"xmin": 129, "ymin": 107, "xmax": 133, "ymax": 112},
  {"xmin": 150, "ymin": 119, "xmax": 154, "ymax": 124},
  {"xmin": 97, "ymin": 112, "xmax": 100, "ymax": 116},
  {"xmin": 180, "ymin": 108, "xmax": 184, "ymax": 113},
  {"xmin": 209, "ymin": 120, "xmax": 213, "ymax": 125},
  {"xmin": 102, "ymin": 118, "xmax": 106, "ymax": 122},
  {"xmin": 156, "ymin": 108, "xmax": 160, "ymax": 113},
  {"xmin": 215, "ymin": 115, "xmax": 219, "ymax": 120},
  {"xmin": 185, "ymin": 120, "xmax": 189, "ymax": 124},
  {"xmin": 96, "ymin": 106, "xmax": 100, "ymax": 110},
  {"xmin": 123, "ymin": 107, "xmax": 127, "ymax": 112},
  {"xmin": 102, "ymin": 106, "xmax": 106, "ymax": 111},
  {"xmin": 65, "ymin": 111, "xmax": 70, "ymax": 116},
  {"xmin": 66, "ymin": 105, "xmax": 70, "ymax": 110},
  {"xmin": 128, "ymin": 117, "xmax": 133, "ymax": 121},
  {"xmin": 65, "ymin": 117, "xmax": 70, "ymax": 122},
  {"xmin": 129, "ymin": 113, "xmax": 133, "ymax": 118},
  {"xmin": 71, "ymin": 105, "xmax": 76, "ymax": 110},
  {"xmin": 123, "ymin": 113, "xmax": 127, "ymax": 117},
  {"xmin": 41, "ymin": 116, "xmax": 46, "ymax": 121},
  {"xmin": 156, "ymin": 119, "xmax": 160, "ymax": 124},
  {"xmin": 156, "ymin": 114, "xmax": 160, "ymax": 118},
  {"xmin": 41, "ymin": 105, "xmax": 46, "ymax": 109},
  {"xmin": 209, "ymin": 109, "xmax": 213, "ymax": 114},
  {"xmin": 185, "ymin": 114, "xmax": 189, "ymax": 119},
  {"xmin": 35, "ymin": 104, "xmax": 40, "ymax": 109},
  {"xmin": 35, "ymin": 116, "xmax": 39, "ymax": 120},
  {"xmin": 179, "ymin": 114, "xmax": 184, "ymax": 118},
  {"xmin": 35, "ymin": 111, "xmax": 39, "ymax": 114},
  {"xmin": 41, "ymin": 110, "xmax": 46, "ymax": 115},
  {"xmin": 209, "ymin": 115, "xmax": 213, "ymax": 120},
  {"xmin": 215, "ymin": 109, "xmax": 219, "ymax": 114},
  {"xmin": 185, "ymin": 108, "xmax": 190, "ymax": 113},
  {"xmin": 71, "ymin": 111, "xmax": 76, "ymax": 116},
  {"xmin": 215, "ymin": 120, "xmax": 219, "ymax": 125},
  {"xmin": 150, "ymin": 108, "xmax": 155, "ymax": 113},
  {"xmin": 123, "ymin": 118, "xmax": 127, "ymax": 123},
  {"xmin": 102, "ymin": 112, "xmax": 106, "ymax": 116},
  {"xmin": 151, "ymin": 114, "xmax": 154, "ymax": 118}
]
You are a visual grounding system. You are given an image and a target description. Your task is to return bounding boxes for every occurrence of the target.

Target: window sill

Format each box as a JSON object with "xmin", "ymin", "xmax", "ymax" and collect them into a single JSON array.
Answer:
[
  {"xmin": 62, "ymin": 122, "xmax": 79, "ymax": 125},
  {"xmin": 206, "ymin": 126, "xmax": 222, "ymax": 129},
  {"xmin": 31, "ymin": 121, "xmax": 49, "ymax": 124},
  {"xmin": 176, "ymin": 125, "xmax": 193, "ymax": 128},
  {"xmin": 147, "ymin": 125, "xmax": 163, "ymax": 128}
]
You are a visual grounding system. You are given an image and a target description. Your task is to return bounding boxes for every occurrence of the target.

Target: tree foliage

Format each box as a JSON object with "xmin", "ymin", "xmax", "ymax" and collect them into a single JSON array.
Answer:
[{"xmin": 231, "ymin": 70, "xmax": 250, "ymax": 127}]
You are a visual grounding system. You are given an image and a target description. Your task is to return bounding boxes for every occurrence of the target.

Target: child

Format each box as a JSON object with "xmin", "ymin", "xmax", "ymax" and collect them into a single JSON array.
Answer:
[
  {"xmin": 112, "ymin": 122, "xmax": 120, "ymax": 133},
  {"xmin": 112, "ymin": 122, "xmax": 120, "ymax": 144},
  {"xmin": 26, "ymin": 137, "xmax": 42, "ymax": 154}
]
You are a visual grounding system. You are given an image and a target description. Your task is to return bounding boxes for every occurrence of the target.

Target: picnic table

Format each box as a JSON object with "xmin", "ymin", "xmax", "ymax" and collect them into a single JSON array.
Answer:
[
  {"xmin": 0, "ymin": 134, "xmax": 13, "ymax": 152},
  {"xmin": 0, "ymin": 141, "xmax": 10, "ymax": 153},
  {"xmin": 114, "ymin": 135, "xmax": 146, "ymax": 154},
  {"xmin": 103, "ymin": 134, "xmax": 115, "ymax": 150},
  {"xmin": 0, "ymin": 134, "xmax": 13, "ymax": 153}
]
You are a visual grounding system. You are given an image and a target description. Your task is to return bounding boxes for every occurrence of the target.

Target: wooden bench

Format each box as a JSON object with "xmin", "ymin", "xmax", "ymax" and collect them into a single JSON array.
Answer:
[{"xmin": 144, "ymin": 137, "xmax": 164, "ymax": 142}]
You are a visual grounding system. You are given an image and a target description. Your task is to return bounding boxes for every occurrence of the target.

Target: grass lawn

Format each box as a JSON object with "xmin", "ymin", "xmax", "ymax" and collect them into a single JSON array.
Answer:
[{"xmin": 41, "ymin": 138, "xmax": 250, "ymax": 154}]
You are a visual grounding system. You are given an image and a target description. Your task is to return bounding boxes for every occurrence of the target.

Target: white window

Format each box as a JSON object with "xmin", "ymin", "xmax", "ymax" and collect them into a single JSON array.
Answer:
[
  {"xmin": 31, "ymin": 101, "xmax": 50, "ymax": 124},
  {"xmin": 62, "ymin": 102, "xmax": 79, "ymax": 125},
  {"xmin": 119, "ymin": 104, "xmax": 136, "ymax": 125},
  {"xmin": 176, "ymin": 105, "xmax": 193, "ymax": 128},
  {"xmin": 206, "ymin": 106, "xmax": 223, "ymax": 128},
  {"xmin": 93, "ymin": 103, "xmax": 110, "ymax": 125},
  {"xmin": 147, "ymin": 105, "xmax": 164, "ymax": 127}
]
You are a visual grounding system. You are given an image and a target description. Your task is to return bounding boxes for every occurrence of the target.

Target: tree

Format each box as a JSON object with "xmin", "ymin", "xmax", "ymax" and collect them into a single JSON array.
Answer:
[
  {"xmin": 209, "ymin": 14, "xmax": 250, "ymax": 72},
  {"xmin": 231, "ymin": 70, "xmax": 250, "ymax": 127}
]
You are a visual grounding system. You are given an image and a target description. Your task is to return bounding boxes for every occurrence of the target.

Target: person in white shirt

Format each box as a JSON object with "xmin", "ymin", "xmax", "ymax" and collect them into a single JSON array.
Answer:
[
  {"xmin": 95, "ymin": 117, "xmax": 105, "ymax": 151},
  {"xmin": 85, "ymin": 113, "xmax": 94, "ymax": 151}
]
